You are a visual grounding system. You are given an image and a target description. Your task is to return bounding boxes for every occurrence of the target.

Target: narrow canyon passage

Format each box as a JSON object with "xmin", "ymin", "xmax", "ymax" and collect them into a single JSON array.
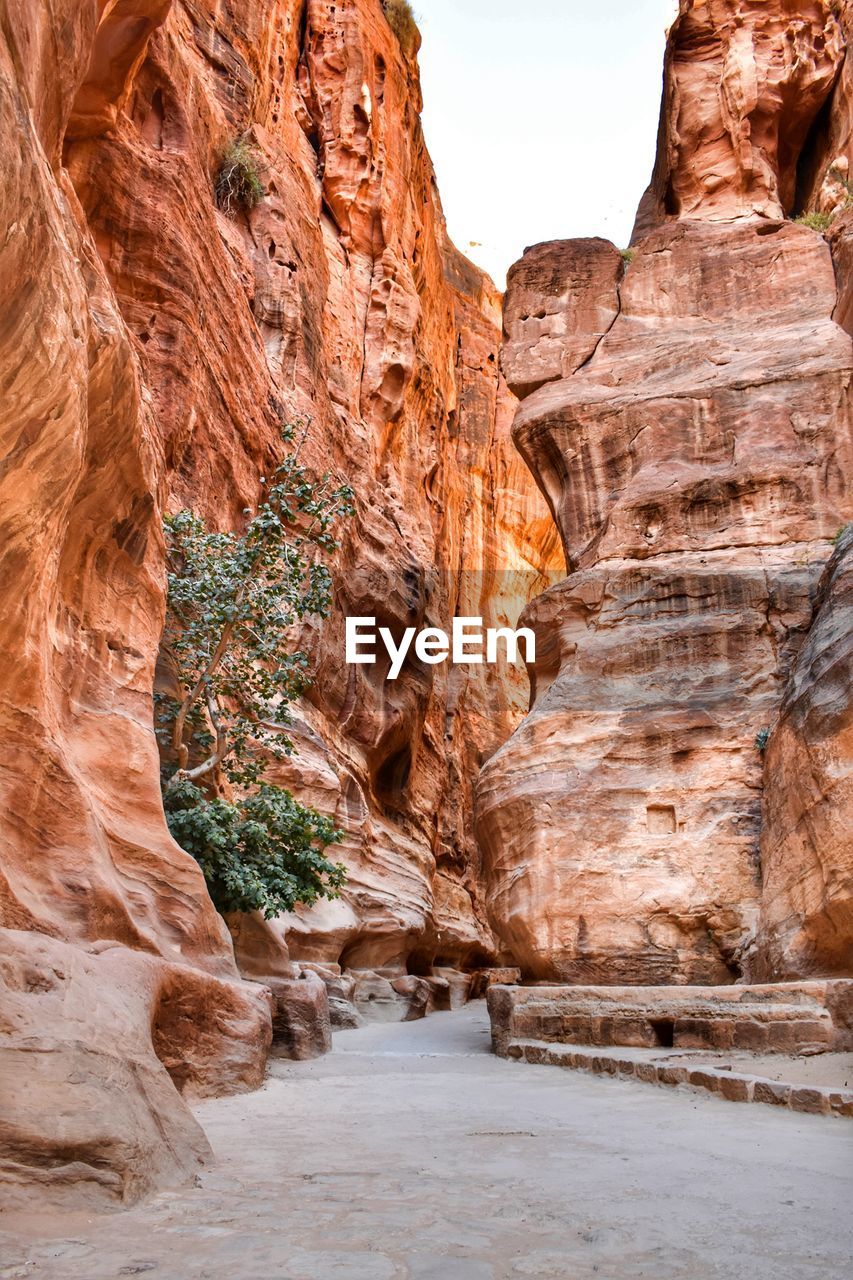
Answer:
[{"xmin": 3, "ymin": 1007, "xmax": 851, "ymax": 1280}]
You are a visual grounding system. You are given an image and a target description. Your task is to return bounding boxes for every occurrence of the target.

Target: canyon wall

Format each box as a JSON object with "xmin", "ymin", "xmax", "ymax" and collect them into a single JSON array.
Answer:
[
  {"xmin": 4, "ymin": 0, "xmax": 852, "ymax": 1213},
  {"xmin": 479, "ymin": 0, "xmax": 853, "ymax": 985},
  {"xmin": 750, "ymin": 0, "xmax": 853, "ymax": 980},
  {"xmin": 0, "ymin": 0, "xmax": 272, "ymax": 1208},
  {"xmin": 64, "ymin": 0, "xmax": 560, "ymax": 979},
  {"xmin": 0, "ymin": 0, "xmax": 557, "ymax": 1205}
]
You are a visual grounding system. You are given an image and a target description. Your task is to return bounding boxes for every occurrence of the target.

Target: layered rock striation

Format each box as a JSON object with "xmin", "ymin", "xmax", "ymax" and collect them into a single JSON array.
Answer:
[
  {"xmin": 0, "ymin": 0, "xmax": 273, "ymax": 1206},
  {"xmin": 0, "ymin": 0, "xmax": 556, "ymax": 1204},
  {"xmin": 4, "ymin": 0, "xmax": 853, "ymax": 1211},
  {"xmin": 754, "ymin": 529, "xmax": 853, "ymax": 979},
  {"xmin": 63, "ymin": 0, "xmax": 559, "ymax": 979},
  {"xmin": 479, "ymin": 0, "xmax": 853, "ymax": 985}
]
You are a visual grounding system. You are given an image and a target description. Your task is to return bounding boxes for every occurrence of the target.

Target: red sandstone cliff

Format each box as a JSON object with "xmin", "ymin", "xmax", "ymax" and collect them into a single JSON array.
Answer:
[
  {"xmin": 3, "ymin": 0, "xmax": 853, "ymax": 1213},
  {"xmin": 481, "ymin": 0, "xmax": 853, "ymax": 985},
  {"xmin": 64, "ymin": 0, "xmax": 561, "ymax": 978},
  {"xmin": 0, "ymin": 0, "xmax": 557, "ymax": 1205}
]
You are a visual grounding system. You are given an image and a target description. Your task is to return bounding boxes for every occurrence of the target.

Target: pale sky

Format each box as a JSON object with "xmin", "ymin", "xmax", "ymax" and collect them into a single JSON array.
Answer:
[{"xmin": 419, "ymin": 0, "xmax": 680, "ymax": 287}]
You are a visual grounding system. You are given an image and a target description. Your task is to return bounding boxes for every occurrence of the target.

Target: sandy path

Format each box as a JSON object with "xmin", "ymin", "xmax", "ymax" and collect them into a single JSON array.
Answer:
[{"xmin": 1, "ymin": 1004, "xmax": 851, "ymax": 1279}]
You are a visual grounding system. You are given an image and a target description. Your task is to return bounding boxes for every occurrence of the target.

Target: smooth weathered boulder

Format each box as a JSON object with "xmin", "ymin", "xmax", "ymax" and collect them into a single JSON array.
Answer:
[
  {"xmin": 350, "ymin": 970, "xmax": 431, "ymax": 1023},
  {"xmin": 268, "ymin": 970, "xmax": 333, "ymax": 1060},
  {"xmin": 0, "ymin": 930, "xmax": 271, "ymax": 1210}
]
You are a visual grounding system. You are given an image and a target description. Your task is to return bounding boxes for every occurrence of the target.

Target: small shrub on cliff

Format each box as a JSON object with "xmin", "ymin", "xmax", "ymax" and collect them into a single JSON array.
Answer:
[
  {"xmin": 381, "ymin": 0, "xmax": 419, "ymax": 53},
  {"xmin": 215, "ymin": 137, "xmax": 264, "ymax": 215},
  {"xmin": 620, "ymin": 248, "xmax": 635, "ymax": 266},
  {"xmin": 755, "ymin": 728, "xmax": 770, "ymax": 753},
  {"xmin": 158, "ymin": 424, "xmax": 354, "ymax": 917},
  {"xmin": 794, "ymin": 210, "xmax": 833, "ymax": 234}
]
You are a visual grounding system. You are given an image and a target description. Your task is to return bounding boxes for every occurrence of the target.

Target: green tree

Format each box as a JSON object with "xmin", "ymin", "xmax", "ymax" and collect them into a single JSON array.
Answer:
[
  {"xmin": 158, "ymin": 425, "xmax": 354, "ymax": 918},
  {"xmin": 163, "ymin": 780, "xmax": 346, "ymax": 918}
]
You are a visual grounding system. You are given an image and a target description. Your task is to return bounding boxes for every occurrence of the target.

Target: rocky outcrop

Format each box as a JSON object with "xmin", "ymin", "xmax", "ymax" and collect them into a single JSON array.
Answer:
[
  {"xmin": 501, "ymin": 240, "xmax": 623, "ymax": 399},
  {"xmin": 481, "ymin": 0, "xmax": 853, "ymax": 985},
  {"xmin": 754, "ymin": 531, "xmax": 853, "ymax": 978},
  {"xmin": 743, "ymin": 0, "xmax": 853, "ymax": 982},
  {"xmin": 62, "ymin": 0, "xmax": 558, "ymax": 980},
  {"xmin": 489, "ymin": 980, "xmax": 853, "ymax": 1057},
  {"xmin": 634, "ymin": 0, "xmax": 844, "ymax": 234},
  {"xmin": 0, "ymin": 928, "xmax": 271, "ymax": 1209},
  {"xmin": 6, "ymin": 0, "xmax": 852, "ymax": 1210},
  {"xmin": 0, "ymin": 0, "xmax": 277, "ymax": 1206},
  {"xmin": 0, "ymin": 0, "xmax": 555, "ymax": 1204}
]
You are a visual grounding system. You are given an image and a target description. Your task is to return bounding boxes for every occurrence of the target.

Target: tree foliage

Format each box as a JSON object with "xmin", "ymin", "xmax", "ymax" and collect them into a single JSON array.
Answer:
[
  {"xmin": 158, "ymin": 425, "xmax": 354, "ymax": 918},
  {"xmin": 163, "ymin": 780, "xmax": 346, "ymax": 918}
]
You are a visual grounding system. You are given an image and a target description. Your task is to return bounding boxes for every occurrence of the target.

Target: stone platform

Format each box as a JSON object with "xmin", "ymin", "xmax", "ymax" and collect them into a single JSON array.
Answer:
[
  {"xmin": 488, "ymin": 982, "xmax": 853, "ymax": 1056},
  {"xmin": 488, "ymin": 981, "xmax": 853, "ymax": 1116}
]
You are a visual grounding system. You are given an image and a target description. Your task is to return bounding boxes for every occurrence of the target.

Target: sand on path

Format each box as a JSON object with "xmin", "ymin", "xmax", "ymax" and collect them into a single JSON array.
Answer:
[{"xmin": 1, "ymin": 1003, "xmax": 851, "ymax": 1279}]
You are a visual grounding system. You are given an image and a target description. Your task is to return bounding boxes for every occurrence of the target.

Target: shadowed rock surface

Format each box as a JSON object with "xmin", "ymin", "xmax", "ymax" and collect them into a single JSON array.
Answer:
[{"xmin": 755, "ymin": 530, "xmax": 853, "ymax": 978}]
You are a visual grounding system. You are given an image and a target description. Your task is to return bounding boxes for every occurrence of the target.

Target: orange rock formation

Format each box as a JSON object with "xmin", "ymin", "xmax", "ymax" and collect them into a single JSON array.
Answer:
[
  {"xmin": 0, "ymin": 0, "xmax": 556, "ymax": 1204},
  {"xmin": 480, "ymin": 0, "xmax": 853, "ymax": 984},
  {"xmin": 2, "ymin": 0, "xmax": 852, "ymax": 1212}
]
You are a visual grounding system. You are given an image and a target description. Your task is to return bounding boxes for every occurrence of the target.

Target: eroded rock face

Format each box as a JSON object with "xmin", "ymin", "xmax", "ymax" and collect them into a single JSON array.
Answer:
[
  {"xmin": 268, "ymin": 970, "xmax": 333, "ymax": 1060},
  {"xmin": 483, "ymin": 0, "xmax": 853, "ymax": 984},
  {"xmin": 0, "ymin": 3, "xmax": 276, "ymax": 1210},
  {"xmin": 742, "ymin": 0, "xmax": 853, "ymax": 981},
  {"xmin": 0, "ymin": 930, "xmax": 271, "ymax": 1209},
  {"xmin": 0, "ymin": 0, "xmax": 235, "ymax": 976},
  {"xmin": 61, "ymin": 0, "xmax": 558, "ymax": 979},
  {"xmin": 753, "ymin": 531, "xmax": 853, "ymax": 979},
  {"xmin": 0, "ymin": 0, "xmax": 556, "ymax": 1204},
  {"xmin": 501, "ymin": 240, "xmax": 623, "ymax": 399},
  {"xmin": 635, "ymin": 0, "xmax": 844, "ymax": 234},
  {"xmin": 488, "ymin": 980, "xmax": 853, "ymax": 1057}
]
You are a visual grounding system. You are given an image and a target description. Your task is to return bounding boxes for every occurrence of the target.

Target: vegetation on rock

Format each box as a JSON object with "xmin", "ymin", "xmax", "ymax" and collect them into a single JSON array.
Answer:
[
  {"xmin": 215, "ymin": 138, "xmax": 265, "ymax": 215},
  {"xmin": 381, "ymin": 0, "xmax": 419, "ymax": 53},
  {"xmin": 794, "ymin": 210, "xmax": 834, "ymax": 233},
  {"xmin": 163, "ymin": 780, "xmax": 345, "ymax": 918},
  {"xmin": 158, "ymin": 425, "xmax": 354, "ymax": 917}
]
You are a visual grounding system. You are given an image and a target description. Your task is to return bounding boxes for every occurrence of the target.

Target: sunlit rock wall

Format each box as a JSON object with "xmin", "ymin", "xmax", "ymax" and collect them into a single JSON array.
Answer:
[
  {"xmin": 0, "ymin": 0, "xmax": 272, "ymax": 1208},
  {"xmin": 62, "ymin": 0, "xmax": 559, "ymax": 978},
  {"xmin": 480, "ymin": 0, "xmax": 853, "ymax": 984}
]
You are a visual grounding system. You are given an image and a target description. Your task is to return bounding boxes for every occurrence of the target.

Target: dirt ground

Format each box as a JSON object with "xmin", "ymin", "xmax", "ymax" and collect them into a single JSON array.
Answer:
[{"xmin": 1, "ymin": 1004, "xmax": 851, "ymax": 1280}]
